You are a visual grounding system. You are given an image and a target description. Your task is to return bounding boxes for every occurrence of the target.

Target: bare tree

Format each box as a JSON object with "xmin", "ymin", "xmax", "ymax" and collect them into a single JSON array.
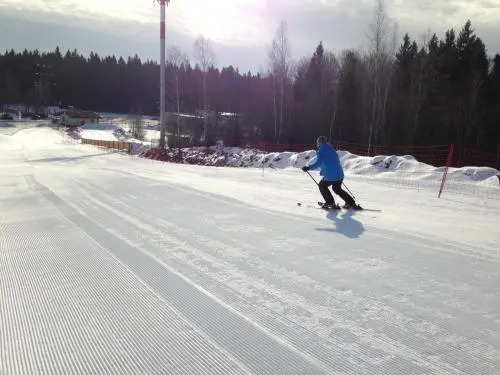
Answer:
[
  {"xmin": 269, "ymin": 20, "xmax": 292, "ymax": 143},
  {"xmin": 419, "ymin": 28, "xmax": 433, "ymax": 50},
  {"xmin": 366, "ymin": 0, "xmax": 390, "ymax": 153},
  {"xmin": 167, "ymin": 46, "xmax": 189, "ymax": 156},
  {"xmin": 324, "ymin": 52, "xmax": 341, "ymax": 142},
  {"xmin": 379, "ymin": 21, "xmax": 399, "ymax": 144},
  {"xmin": 193, "ymin": 36, "xmax": 216, "ymax": 145},
  {"xmin": 129, "ymin": 112, "xmax": 145, "ymax": 141}
]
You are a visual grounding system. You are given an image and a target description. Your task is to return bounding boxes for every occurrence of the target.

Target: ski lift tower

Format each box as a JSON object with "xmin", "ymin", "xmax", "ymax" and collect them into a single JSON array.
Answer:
[{"xmin": 156, "ymin": 0, "xmax": 170, "ymax": 148}]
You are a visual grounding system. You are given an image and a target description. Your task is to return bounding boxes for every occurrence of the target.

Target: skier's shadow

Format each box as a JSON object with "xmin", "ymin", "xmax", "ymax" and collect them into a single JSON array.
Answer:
[{"xmin": 315, "ymin": 210, "xmax": 365, "ymax": 239}]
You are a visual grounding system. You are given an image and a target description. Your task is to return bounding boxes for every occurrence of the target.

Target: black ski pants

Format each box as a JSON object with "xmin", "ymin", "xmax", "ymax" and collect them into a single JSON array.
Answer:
[{"xmin": 319, "ymin": 179, "xmax": 356, "ymax": 206}]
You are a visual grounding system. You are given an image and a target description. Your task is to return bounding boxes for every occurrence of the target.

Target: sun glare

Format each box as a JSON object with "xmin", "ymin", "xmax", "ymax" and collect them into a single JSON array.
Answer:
[
  {"xmin": 2, "ymin": 0, "xmax": 268, "ymax": 44},
  {"xmin": 172, "ymin": 0, "xmax": 267, "ymax": 44},
  {"xmin": 72, "ymin": 0, "xmax": 268, "ymax": 44}
]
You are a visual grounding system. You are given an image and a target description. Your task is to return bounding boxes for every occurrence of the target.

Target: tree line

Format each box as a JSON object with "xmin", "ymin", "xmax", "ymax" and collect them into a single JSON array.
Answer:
[{"xmin": 0, "ymin": 4, "xmax": 499, "ymax": 154}]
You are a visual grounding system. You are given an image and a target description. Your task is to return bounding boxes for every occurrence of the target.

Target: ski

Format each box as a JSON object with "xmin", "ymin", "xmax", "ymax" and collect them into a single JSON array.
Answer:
[
  {"xmin": 297, "ymin": 202, "xmax": 340, "ymax": 210},
  {"xmin": 349, "ymin": 207, "xmax": 382, "ymax": 213},
  {"xmin": 317, "ymin": 202, "xmax": 383, "ymax": 212},
  {"xmin": 297, "ymin": 202, "xmax": 381, "ymax": 213}
]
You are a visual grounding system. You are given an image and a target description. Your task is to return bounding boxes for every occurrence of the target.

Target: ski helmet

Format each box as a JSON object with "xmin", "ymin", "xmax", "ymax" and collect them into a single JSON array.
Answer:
[{"xmin": 316, "ymin": 136, "xmax": 327, "ymax": 147}]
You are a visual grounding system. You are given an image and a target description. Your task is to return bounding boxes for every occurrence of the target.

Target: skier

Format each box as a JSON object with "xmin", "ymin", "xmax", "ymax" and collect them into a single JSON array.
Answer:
[{"xmin": 302, "ymin": 136, "xmax": 361, "ymax": 210}]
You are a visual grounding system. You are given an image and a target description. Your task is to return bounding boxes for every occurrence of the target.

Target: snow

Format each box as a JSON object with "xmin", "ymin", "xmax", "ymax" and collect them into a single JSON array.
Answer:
[
  {"xmin": 75, "ymin": 117, "xmax": 161, "ymax": 143},
  {"xmin": 136, "ymin": 145, "xmax": 499, "ymax": 195},
  {"xmin": 143, "ymin": 128, "xmax": 161, "ymax": 142},
  {"xmin": 64, "ymin": 121, "xmax": 160, "ymax": 145},
  {"xmin": 75, "ymin": 122, "xmax": 127, "ymax": 141},
  {"xmin": 1, "ymin": 123, "xmax": 499, "ymax": 374},
  {"xmin": 175, "ymin": 112, "xmax": 203, "ymax": 119},
  {"xmin": 68, "ymin": 118, "xmax": 498, "ymax": 190}
]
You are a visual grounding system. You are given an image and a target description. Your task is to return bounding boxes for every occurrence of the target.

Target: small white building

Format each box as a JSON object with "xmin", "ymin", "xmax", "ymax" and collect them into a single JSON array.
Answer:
[{"xmin": 61, "ymin": 109, "xmax": 100, "ymax": 127}]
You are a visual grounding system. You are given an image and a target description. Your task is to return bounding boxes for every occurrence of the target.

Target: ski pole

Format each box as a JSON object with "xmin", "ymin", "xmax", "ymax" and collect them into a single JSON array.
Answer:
[
  {"xmin": 342, "ymin": 182, "xmax": 356, "ymax": 200},
  {"xmin": 306, "ymin": 170, "xmax": 319, "ymax": 186}
]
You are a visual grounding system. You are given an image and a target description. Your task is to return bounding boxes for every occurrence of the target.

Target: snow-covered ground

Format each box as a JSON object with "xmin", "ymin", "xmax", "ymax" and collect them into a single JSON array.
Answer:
[
  {"xmin": 73, "ymin": 120, "xmax": 160, "ymax": 143},
  {"xmin": 139, "ymin": 145, "xmax": 499, "ymax": 189},
  {"xmin": 70, "ymin": 117, "xmax": 499, "ymax": 195},
  {"xmin": 96, "ymin": 114, "xmax": 161, "ymax": 143},
  {"xmin": 0, "ymin": 119, "xmax": 48, "ymax": 136},
  {"xmin": 1, "ymin": 123, "xmax": 499, "ymax": 374},
  {"xmin": 76, "ymin": 122, "xmax": 127, "ymax": 141}
]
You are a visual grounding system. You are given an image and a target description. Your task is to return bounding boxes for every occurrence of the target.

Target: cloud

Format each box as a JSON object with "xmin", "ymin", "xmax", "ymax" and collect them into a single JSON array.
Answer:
[
  {"xmin": 263, "ymin": 0, "xmax": 374, "ymax": 53},
  {"xmin": 389, "ymin": 0, "xmax": 500, "ymax": 53},
  {"xmin": 0, "ymin": 6, "xmax": 267, "ymax": 73},
  {"xmin": 0, "ymin": 0, "xmax": 270, "ymax": 45},
  {"xmin": 0, "ymin": 0, "xmax": 498, "ymax": 73},
  {"xmin": 0, "ymin": 0, "xmax": 154, "ymax": 23}
]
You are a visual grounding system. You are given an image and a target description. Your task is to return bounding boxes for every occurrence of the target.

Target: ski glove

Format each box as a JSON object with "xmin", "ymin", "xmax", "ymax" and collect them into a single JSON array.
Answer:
[{"xmin": 302, "ymin": 166, "xmax": 309, "ymax": 172}]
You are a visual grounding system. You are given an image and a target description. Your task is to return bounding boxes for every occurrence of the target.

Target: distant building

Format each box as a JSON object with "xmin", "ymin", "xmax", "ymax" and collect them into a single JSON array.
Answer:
[
  {"xmin": 163, "ymin": 110, "xmax": 245, "ymax": 146},
  {"xmin": 61, "ymin": 108, "xmax": 100, "ymax": 127},
  {"xmin": 213, "ymin": 112, "xmax": 246, "ymax": 146},
  {"xmin": 195, "ymin": 109, "xmax": 218, "ymax": 144},
  {"xmin": 165, "ymin": 112, "xmax": 204, "ymax": 144}
]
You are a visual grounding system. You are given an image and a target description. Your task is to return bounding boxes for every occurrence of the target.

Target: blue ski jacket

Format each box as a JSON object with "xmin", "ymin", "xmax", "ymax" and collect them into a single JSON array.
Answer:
[{"xmin": 308, "ymin": 143, "xmax": 344, "ymax": 181}]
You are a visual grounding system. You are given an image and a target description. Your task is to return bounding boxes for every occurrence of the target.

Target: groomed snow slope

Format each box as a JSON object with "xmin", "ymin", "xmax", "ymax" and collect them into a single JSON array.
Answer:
[{"xmin": 1, "ymin": 124, "xmax": 499, "ymax": 374}]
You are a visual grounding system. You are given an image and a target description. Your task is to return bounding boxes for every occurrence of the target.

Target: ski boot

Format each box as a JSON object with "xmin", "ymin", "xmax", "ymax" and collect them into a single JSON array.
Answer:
[
  {"xmin": 318, "ymin": 202, "xmax": 341, "ymax": 210},
  {"xmin": 342, "ymin": 203, "xmax": 363, "ymax": 211}
]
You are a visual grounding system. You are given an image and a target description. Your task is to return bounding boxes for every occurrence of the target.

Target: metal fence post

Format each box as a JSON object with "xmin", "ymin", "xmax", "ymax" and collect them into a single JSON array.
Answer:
[{"xmin": 438, "ymin": 143, "xmax": 455, "ymax": 198}]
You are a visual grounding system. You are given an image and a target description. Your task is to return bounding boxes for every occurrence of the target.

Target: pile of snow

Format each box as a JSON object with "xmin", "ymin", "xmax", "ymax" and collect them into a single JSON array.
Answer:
[
  {"xmin": 5, "ymin": 126, "xmax": 71, "ymax": 148},
  {"xmin": 67, "ymin": 123, "xmax": 131, "ymax": 142},
  {"xmin": 339, "ymin": 152, "xmax": 499, "ymax": 186},
  {"xmin": 80, "ymin": 123, "xmax": 128, "ymax": 141},
  {"xmin": 113, "ymin": 122, "xmax": 161, "ymax": 143},
  {"xmin": 58, "ymin": 121, "xmax": 499, "ymax": 190},
  {"xmin": 142, "ymin": 129, "xmax": 161, "ymax": 143},
  {"xmin": 204, "ymin": 147, "xmax": 318, "ymax": 169},
  {"xmin": 67, "ymin": 121, "xmax": 161, "ymax": 146},
  {"xmin": 130, "ymin": 142, "xmax": 152, "ymax": 156},
  {"xmin": 137, "ymin": 145, "xmax": 499, "ymax": 188},
  {"xmin": 137, "ymin": 146, "xmax": 317, "ymax": 169}
]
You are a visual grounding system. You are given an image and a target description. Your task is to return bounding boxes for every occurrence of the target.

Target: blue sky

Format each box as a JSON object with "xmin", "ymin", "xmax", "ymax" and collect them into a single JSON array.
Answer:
[{"xmin": 0, "ymin": 0, "xmax": 499, "ymax": 73}]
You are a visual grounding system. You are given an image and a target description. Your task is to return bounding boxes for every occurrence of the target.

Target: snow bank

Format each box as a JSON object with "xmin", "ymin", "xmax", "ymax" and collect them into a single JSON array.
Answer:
[
  {"xmin": 142, "ymin": 129, "xmax": 161, "ymax": 142},
  {"xmin": 130, "ymin": 142, "xmax": 152, "ymax": 156},
  {"xmin": 62, "ymin": 121, "xmax": 498, "ymax": 188},
  {"xmin": 76, "ymin": 123, "xmax": 128, "ymax": 141},
  {"xmin": 67, "ymin": 122, "xmax": 149, "ymax": 143},
  {"xmin": 8, "ymin": 126, "xmax": 69, "ymax": 148},
  {"xmin": 340, "ymin": 152, "xmax": 499, "ymax": 186},
  {"xmin": 138, "ymin": 145, "xmax": 499, "ymax": 187}
]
